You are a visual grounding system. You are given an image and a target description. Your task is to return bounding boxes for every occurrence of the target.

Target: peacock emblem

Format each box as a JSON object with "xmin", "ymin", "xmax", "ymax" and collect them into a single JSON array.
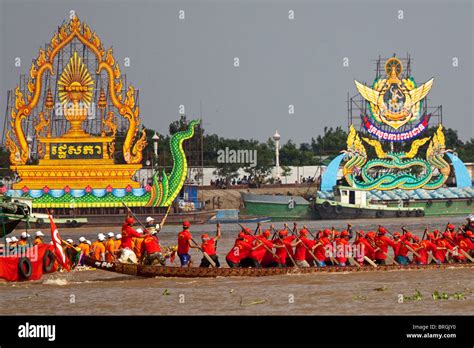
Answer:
[{"xmin": 355, "ymin": 58, "xmax": 434, "ymax": 130}]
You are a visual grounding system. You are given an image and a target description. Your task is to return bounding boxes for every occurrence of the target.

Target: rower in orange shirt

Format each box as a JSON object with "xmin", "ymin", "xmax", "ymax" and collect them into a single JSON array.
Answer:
[
  {"xmin": 77, "ymin": 236, "xmax": 90, "ymax": 266},
  {"xmin": 18, "ymin": 232, "xmax": 29, "ymax": 247},
  {"xmin": 91, "ymin": 234, "xmax": 106, "ymax": 261},
  {"xmin": 105, "ymin": 232, "xmax": 116, "ymax": 262},
  {"xmin": 34, "ymin": 231, "xmax": 45, "ymax": 245},
  {"xmin": 132, "ymin": 229, "xmax": 145, "ymax": 261},
  {"xmin": 114, "ymin": 234, "xmax": 122, "ymax": 250}
]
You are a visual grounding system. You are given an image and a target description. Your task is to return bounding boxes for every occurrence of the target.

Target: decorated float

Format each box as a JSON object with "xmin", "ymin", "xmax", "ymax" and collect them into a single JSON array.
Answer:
[
  {"xmin": 318, "ymin": 56, "xmax": 473, "ymax": 219},
  {"xmin": 2, "ymin": 16, "xmax": 210, "ymax": 225}
]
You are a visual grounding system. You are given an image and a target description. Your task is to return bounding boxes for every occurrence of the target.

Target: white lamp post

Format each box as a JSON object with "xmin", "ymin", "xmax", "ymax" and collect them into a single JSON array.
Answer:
[
  {"xmin": 152, "ymin": 133, "xmax": 159, "ymax": 158},
  {"xmin": 152, "ymin": 132, "xmax": 159, "ymax": 171},
  {"xmin": 273, "ymin": 130, "xmax": 280, "ymax": 180},
  {"xmin": 26, "ymin": 135, "xmax": 33, "ymax": 161}
]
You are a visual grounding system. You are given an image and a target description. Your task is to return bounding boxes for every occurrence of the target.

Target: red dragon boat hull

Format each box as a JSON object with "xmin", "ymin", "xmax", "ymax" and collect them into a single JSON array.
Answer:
[{"xmin": 82, "ymin": 256, "xmax": 474, "ymax": 278}]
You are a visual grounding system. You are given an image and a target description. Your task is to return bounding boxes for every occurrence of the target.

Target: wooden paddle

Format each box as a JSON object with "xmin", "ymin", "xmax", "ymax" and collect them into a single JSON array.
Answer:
[
  {"xmin": 271, "ymin": 227, "xmax": 299, "ymax": 269},
  {"xmin": 121, "ymin": 202, "xmax": 148, "ymax": 231},
  {"xmin": 239, "ymin": 223, "xmax": 279, "ymax": 259},
  {"xmin": 191, "ymin": 238, "xmax": 216, "ymax": 267},
  {"xmin": 159, "ymin": 205, "xmax": 172, "ymax": 230},
  {"xmin": 368, "ymin": 235, "xmax": 398, "ymax": 265},
  {"xmin": 354, "ymin": 231, "xmax": 377, "ymax": 268},
  {"xmin": 288, "ymin": 224, "xmax": 325, "ymax": 266},
  {"xmin": 302, "ymin": 224, "xmax": 340, "ymax": 266},
  {"xmin": 447, "ymin": 227, "xmax": 474, "ymax": 263},
  {"xmin": 421, "ymin": 226, "xmax": 428, "ymax": 241},
  {"xmin": 397, "ymin": 227, "xmax": 421, "ymax": 258}
]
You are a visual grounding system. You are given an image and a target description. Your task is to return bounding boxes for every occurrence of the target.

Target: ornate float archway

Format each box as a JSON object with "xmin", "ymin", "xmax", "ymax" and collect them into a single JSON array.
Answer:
[{"xmin": 4, "ymin": 16, "xmax": 198, "ymax": 208}]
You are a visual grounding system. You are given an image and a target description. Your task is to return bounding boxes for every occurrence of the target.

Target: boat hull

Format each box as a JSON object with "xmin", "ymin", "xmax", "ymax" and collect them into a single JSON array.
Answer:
[{"xmin": 83, "ymin": 256, "xmax": 474, "ymax": 278}]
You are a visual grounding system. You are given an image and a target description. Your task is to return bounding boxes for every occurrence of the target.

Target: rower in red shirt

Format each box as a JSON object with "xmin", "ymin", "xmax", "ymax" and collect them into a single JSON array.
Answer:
[
  {"xmin": 374, "ymin": 226, "xmax": 396, "ymax": 265},
  {"xmin": 199, "ymin": 223, "xmax": 221, "ymax": 268},
  {"xmin": 364, "ymin": 232, "xmax": 378, "ymax": 260},
  {"xmin": 273, "ymin": 229, "xmax": 297, "ymax": 267},
  {"xmin": 394, "ymin": 231, "xmax": 415, "ymax": 265},
  {"xmin": 177, "ymin": 221, "xmax": 194, "ymax": 267},
  {"xmin": 226, "ymin": 232, "xmax": 253, "ymax": 268},
  {"xmin": 438, "ymin": 232, "xmax": 457, "ymax": 263},
  {"xmin": 335, "ymin": 230, "xmax": 351, "ymax": 266},
  {"xmin": 354, "ymin": 231, "xmax": 376, "ymax": 265},
  {"xmin": 249, "ymin": 230, "xmax": 274, "ymax": 268},
  {"xmin": 419, "ymin": 234, "xmax": 438, "ymax": 264},
  {"xmin": 142, "ymin": 229, "xmax": 165, "ymax": 265},
  {"xmin": 458, "ymin": 231, "xmax": 474, "ymax": 252},
  {"xmin": 293, "ymin": 229, "xmax": 317, "ymax": 267},
  {"xmin": 412, "ymin": 236, "xmax": 428, "ymax": 265}
]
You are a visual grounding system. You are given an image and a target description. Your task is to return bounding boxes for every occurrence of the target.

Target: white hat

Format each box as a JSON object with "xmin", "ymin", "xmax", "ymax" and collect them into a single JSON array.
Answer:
[
  {"xmin": 35, "ymin": 231, "xmax": 45, "ymax": 237},
  {"xmin": 107, "ymin": 232, "xmax": 114, "ymax": 238},
  {"xmin": 115, "ymin": 234, "xmax": 122, "ymax": 240},
  {"xmin": 136, "ymin": 228, "xmax": 143, "ymax": 234},
  {"xmin": 20, "ymin": 232, "xmax": 27, "ymax": 239},
  {"xmin": 146, "ymin": 216, "xmax": 155, "ymax": 223},
  {"xmin": 11, "ymin": 237, "xmax": 18, "ymax": 242},
  {"xmin": 98, "ymin": 236, "xmax": 105, "ymax": 241},
  {"xmin": 97, "ymin": 233, "xmax": 105, "ymax": 239},
  {"xmin": 86, "ymin": 240, "xmax": 92, "ymax": 245},
  {"xmin": 5, "ymin": 237, "xmax": 11, "ymax": 243},
  {"xmin": 79, "ymin": 236, "xmax": 86, "ymax": 243},
  {"xmin": 27, "ymin": 233, "xmax": 31, "ymax": 238},
  {"xmin": 468, "ymin": 214, "xmax": 474, "ymax": 222},
  {"xmin": 66, "ymin": 238, "xmax": 74, "ymax": 244}
]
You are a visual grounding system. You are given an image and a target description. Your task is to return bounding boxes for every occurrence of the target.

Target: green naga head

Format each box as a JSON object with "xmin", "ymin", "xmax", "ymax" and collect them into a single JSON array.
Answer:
[{"xmin": 147, "ymin": 120, "xmax": 199, "ymax": 207}]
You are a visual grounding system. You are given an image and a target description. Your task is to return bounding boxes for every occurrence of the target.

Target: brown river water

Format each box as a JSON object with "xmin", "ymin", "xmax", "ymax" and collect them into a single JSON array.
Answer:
[{"xmin": 1, "ymin": 216, "xmax": 473, "ymax": 315}]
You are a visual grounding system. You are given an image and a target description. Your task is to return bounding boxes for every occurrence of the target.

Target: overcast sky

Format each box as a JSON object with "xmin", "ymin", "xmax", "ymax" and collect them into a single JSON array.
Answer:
[{"xmin": 0, "ymin": 0, "xmax": 472, "ymax": 144}]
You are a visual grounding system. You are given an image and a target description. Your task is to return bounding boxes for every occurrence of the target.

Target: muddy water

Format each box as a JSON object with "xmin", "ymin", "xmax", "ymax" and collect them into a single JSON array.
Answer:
[{"xmin": 1, "ymin": 216, "xmax": 473, "ymax": 315}]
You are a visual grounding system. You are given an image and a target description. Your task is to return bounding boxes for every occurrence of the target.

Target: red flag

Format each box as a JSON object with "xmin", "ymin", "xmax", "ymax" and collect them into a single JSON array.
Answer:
[{"xmin": 48, "ymin": 215, "xmax": 70, "ymax": 271}]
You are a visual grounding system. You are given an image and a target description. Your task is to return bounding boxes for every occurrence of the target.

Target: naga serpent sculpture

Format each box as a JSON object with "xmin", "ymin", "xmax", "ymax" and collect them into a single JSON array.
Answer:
[
  {"xmin": 147, "ymin": 120, "xmax": 199, "ymax": 207},
  {"xmin": 343, "ymin": 124, "xmax": 450, "ymax": 191}
]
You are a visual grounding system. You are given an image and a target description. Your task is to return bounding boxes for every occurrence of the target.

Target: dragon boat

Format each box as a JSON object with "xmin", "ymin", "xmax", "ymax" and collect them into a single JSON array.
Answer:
[{"xmin": 82, "ymin": 256, "xmax": 474, "ymax": 278}]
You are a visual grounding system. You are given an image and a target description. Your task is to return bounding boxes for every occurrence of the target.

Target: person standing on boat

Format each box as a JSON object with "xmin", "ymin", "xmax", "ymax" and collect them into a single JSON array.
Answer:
[
  {"xmin": 119, "ymin": 217, "xmax": 142, "ymax": 263},
  {"xmin": 177, "ymin": 221, "xmax": 194, "ymax": 267},
  {"xmin": 199, "ymin": 225, "xmax": 221, "ymax": 268},
  {"xmin": 463, "ymin": 215, "xmax": 474, "ymax": 232},
  {"xmin": 145, "ymin": 216, "xmax": 160, "ymax": 235}
]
